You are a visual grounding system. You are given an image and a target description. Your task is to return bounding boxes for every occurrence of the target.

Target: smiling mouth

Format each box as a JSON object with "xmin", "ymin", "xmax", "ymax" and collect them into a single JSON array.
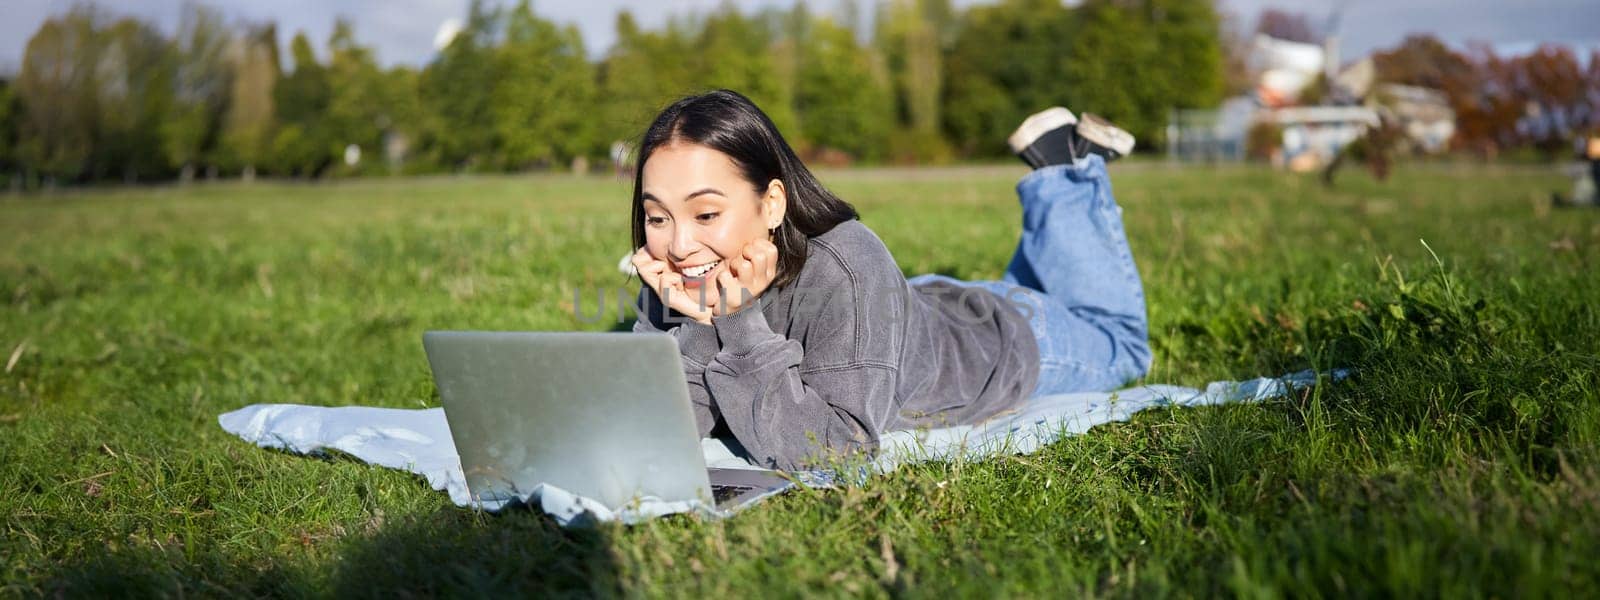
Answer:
[{"xmin": 678, "ymin": 259, "xmax": 722, "ymax": 279}]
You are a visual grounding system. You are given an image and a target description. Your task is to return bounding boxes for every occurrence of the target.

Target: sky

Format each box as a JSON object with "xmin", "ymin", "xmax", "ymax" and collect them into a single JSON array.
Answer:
[{"xmin": 3, "ymin": 0, "xmax": 1598, "ymax": 74}]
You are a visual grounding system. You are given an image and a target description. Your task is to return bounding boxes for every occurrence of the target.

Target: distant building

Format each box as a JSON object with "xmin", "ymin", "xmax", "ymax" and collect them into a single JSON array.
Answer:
[
  {"xmin": 1251, "ymin": 34, "xmax": 1326, "ymax": 108},
  {"xmin": 1169, "ymin": 98, "xmax": 1379, "ymax": 171},
  {"xmin": 1168, "ymin": 97, "xmax": 1256, "ymax": 163},
  {"xmin": 1373, "ymin": 84, "xmax": 1456, "ymax": 154},
  {"xmin": 1169, "ymin": 33, "xmax": 1457, "ymax": 169},
  {"xmin": 1271, "ymin": 105, "xmax": 1380, "ymax": 171}
]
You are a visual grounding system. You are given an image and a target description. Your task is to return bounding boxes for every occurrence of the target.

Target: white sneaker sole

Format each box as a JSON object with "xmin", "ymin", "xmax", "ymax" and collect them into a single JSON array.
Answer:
[
  {"xmin": 1077, "ymin": 113, "xmax": 1136, "ymax": 156},
  {"xmin": 1007, "ymin": 107, "xmax": 1078, "ymax": 154}
]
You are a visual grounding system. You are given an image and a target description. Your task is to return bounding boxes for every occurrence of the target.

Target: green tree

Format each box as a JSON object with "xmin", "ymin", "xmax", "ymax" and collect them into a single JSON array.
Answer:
[
  {"xmin": 323, "ymin": 19, "xmax": 391, "ymax": 174},
  {"xmin": 876, "ymin": 0, "xmax": 954, "ymax": 162},
  {"xmin": 595, "ymin": 11, "xmax": 697, "ymax": 147},
  {"xmin": 692, "ymin": 4, "xmax": 798, "ymax": 136},
  {"xmin": 271, "ymin": 32, "xmax": 331, "ymax": 176},
  {"xmin": 14, "ymin": 7, "xmax": 178, "ymax": 184},
  {"xmin": 0, "ymin": 78, "xmax": 17, "ymax": 184},
  {"xmin": 1148, "ymin": 0, "xmax": 1224, "ymax": 141},
  {"xmin": 374, "ymin": 65, "xmax": 425, "ymax": 173},
  {"xmin": 220, "ymin": 23, "xmax": 279, "ymax": 178},
  {"xmin": 942, "ymin": 0, "xmax": 1075, "ymax": 156},
  {"xmin": 1060, "ymin": 0, "xmax": 1165, "ymax": 145},
  {"xmin": 795, "ymin": 13, "xmax": 892, "ymax": 160},
  {"xmin": 163, "ymin": 3, "xmax": 234, "ymax": 181},
  {"xmin": 1069, "ymin": 0, "xmax": 1222, "ymax": 146},
  {"xmin": 14, "ymin": 9, "xmax": 104, "ymax": 182},
  {"xmin": 767, "ymin": 2, "xmax": 808, "ymax": 147},
  {"xmin": 97, "ymin": 17, "xmax": 176, "ymax": 182},
  {"xmin": 944, "ymin": 0, "xmax": 1222, "ymax": 155},
  {"xmin": 419, "ymin": 0, "xmax": 503, "ymax": 171},
  {"xmin": 492, "ymin": 0, "xmax": 596, "ymax": 170}
]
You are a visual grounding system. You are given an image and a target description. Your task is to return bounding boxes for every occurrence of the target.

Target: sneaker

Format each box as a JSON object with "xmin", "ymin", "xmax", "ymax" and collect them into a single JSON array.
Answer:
[
  {"xmin": 1008, "ymin": 107, "xmax": 1137, "ymax": 168},
  {"xmin": 1075, "ymin": 113, "xmax": 1136, "ymax": 161},
  {"xmin": 1007, "ymin": 107, "xmax": 1078, "ymax": 170}
]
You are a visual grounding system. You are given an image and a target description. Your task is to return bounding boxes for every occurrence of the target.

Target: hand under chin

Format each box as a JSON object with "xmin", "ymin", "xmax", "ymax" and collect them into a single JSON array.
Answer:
[{"xmin": 682, "ymin": 280, "xmax": 721, "ymax": 311}]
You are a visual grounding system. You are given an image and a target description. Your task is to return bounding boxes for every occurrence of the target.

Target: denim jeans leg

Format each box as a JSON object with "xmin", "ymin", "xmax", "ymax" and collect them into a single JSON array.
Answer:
[
  {"xmin": 1004, "ymin": 154, "xmax": 1151, "ymax": 395},
  {"xmin": 904, "ymin": 154, "xmax": 1150, "ymax": 397},
  {"xmin": 902, "ymin": 274, "xmax": 1133, "ymax": 398}
]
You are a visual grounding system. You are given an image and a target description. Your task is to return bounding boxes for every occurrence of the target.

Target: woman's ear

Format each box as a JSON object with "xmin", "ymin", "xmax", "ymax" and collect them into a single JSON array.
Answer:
[{"xmin": 763, "ymin": 179, "xmax": 787, "ymax": 227}]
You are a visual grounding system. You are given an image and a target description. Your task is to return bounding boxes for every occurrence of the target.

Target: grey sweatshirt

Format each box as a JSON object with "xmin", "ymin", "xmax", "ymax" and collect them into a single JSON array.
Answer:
[{"xmin": 633, "ymin": 218, "xmax": 1040, "ymax": 470}]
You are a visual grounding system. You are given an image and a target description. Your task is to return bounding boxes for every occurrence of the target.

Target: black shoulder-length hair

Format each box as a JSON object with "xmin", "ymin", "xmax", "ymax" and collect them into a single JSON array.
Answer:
[{"xmin": 630, "ymin": 89, "xmax": 859, "ymax": 292}]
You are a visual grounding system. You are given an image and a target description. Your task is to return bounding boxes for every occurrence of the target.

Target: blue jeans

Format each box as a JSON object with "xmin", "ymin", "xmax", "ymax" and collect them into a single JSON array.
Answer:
[{"xmin": 908, "ymin": 154, "xmax": 1151, "ymax": 397}]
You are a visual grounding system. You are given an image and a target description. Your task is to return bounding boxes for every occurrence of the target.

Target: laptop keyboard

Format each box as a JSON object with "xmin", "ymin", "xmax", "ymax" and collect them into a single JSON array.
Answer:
[{"xmin": 711, "ymin": 484, "xmax": 756, "ymax": 503}]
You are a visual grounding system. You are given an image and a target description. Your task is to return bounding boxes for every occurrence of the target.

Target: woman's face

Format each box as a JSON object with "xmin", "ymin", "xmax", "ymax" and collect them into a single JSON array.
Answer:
[{"xmin": 640, "ymin": 141, "xmax": 785, "ymax": 302}]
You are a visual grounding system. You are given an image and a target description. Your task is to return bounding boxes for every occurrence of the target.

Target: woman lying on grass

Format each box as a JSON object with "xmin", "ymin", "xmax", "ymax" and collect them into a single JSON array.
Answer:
[{"xmin": 628, "ymin": 89, "xmax": 1151, "ymax": 470}]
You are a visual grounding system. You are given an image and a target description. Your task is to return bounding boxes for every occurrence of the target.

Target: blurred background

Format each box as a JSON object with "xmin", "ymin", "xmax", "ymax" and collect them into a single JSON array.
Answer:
[{"xmin": 0, "ymin": 0, "xmax": 1596, "ymax": 189}]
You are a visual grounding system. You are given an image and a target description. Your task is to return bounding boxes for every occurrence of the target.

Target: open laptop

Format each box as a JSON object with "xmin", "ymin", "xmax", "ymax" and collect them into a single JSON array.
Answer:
[{"xmin": 421, "ymin": 330, "xmax": 795, "ymax": 513}]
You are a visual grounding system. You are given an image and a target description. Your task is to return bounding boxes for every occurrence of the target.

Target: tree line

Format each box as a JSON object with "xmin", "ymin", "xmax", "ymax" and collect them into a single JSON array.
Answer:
[
  {"xmin": 0, "ymin": 0, "xmax": 1230, "ymax": 187},
  {"xmin": 2, "ymin": 0, "xmax": 1591, "ymax": 188},
  {"xmin": 1369, "ymin": 35, "xmax": 1600, "ymax": 158},
  {"xmin": 1232, "ymin": 8, "xmax": 1599, "ymax": 160}
]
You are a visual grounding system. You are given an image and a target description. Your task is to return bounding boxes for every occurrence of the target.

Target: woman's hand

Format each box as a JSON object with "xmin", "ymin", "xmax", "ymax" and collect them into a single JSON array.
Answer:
[
  {"xmin": 632, "ymin": 247, "xmax": 716, "ymax": 325},
  {"xmin": 630, "ymin": 238, "xmax": 778, "ymax": 325},
  {"xmin": 713, "ymin": 238, "xmax": 778, "ymax": 319}
]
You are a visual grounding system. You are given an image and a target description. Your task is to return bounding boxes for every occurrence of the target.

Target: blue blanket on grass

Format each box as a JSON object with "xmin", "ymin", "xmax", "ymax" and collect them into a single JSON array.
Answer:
[{"xmin": 218, "ymin": 369, "xmax": 1344, "ymax": 527}]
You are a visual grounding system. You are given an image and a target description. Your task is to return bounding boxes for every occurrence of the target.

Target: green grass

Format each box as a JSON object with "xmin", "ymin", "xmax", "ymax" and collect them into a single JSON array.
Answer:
[{"xmin": 3, "ymin": 163, "xmax": 1599, "ymax": 597}]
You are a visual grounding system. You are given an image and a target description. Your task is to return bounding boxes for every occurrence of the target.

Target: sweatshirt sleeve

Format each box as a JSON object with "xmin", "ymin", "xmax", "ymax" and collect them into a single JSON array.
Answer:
[
  {"xmin": 701, "ymin": 281, "xmax": 903, "ymax": 471},
  {"xmin": 631, "ymin": 285, "xmax": 722, "ymax": 438}
]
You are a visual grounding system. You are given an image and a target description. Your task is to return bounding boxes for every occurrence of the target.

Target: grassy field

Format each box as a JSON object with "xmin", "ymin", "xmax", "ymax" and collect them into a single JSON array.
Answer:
[{"xmin": 3, "ymin": 162, "xmax": 1598, "ymax": 597}]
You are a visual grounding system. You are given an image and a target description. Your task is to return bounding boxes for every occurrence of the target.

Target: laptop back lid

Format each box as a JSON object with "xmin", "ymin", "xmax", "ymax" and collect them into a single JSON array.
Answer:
[{"xmin": 423, "ymin": 331, "xmax": 713, "ymax": 509}]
